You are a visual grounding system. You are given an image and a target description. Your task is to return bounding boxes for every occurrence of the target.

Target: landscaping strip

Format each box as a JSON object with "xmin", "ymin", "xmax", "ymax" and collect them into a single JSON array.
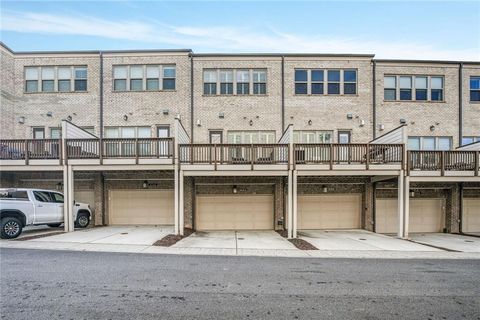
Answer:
[
  {"xmin": 276, "ymin": 230, "xmax": 318, "ymax": 250},
  {"xmin": 153, "ymin": 228, "xmax": 194, "ymax": 247}
]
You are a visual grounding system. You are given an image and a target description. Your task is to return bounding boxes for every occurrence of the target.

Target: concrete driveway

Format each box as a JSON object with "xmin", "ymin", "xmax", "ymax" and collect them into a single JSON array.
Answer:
[
  {"xmin": 299, "ymin": 229, "xmax": 441, "ymax": 251},
  {"xmin": 173, "ymin": 230, "xmax": 296, "ymax": 250},
  {"xmin": 409, "ymin": 233, "xmax": 480, "ymax": 253},
  {"xmin": 29, "ymin": 226, "xmax": 174, "ymax": 246}
]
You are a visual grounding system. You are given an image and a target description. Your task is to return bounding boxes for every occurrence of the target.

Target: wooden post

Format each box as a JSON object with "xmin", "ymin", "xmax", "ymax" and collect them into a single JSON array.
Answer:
[
  {"xmin": 25, "ymin": 139, "xmax": 29, "ymax": 165},
  {"xmin": 475, "ymin": 151, "xmax": 479, "ymax": 176},
  {"xmin": 440, "ymin": 151, "xmax": 445, "ymax": 176},
  {"xmin": 329, "ymin": 144, "xmax": 334, "ymax": 170},
  {"xmin": 365, "ymin": 143, "xmax": 370, "ymax": 170}
]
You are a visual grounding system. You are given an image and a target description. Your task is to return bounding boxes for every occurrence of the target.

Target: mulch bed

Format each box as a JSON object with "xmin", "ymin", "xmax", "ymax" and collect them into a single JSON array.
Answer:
[
  {"xmin": 153, "ymin": 228, "xmax": 194, "ymax": 247},
  {"xmin": 276, "ymin": 230, "xmax": 318, "ymax": 250},
  {"xmin": 16, "ymin": 231, "xmax": 65, "ymax": 241}
]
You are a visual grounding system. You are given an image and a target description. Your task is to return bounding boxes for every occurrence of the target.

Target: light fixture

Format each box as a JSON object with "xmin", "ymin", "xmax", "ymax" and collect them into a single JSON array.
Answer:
[
  {"xmin": 67, "ymin": 115, "xmax": 72, "ymax": 121},
  {"xmin": 123, "ymin": 115, "xmax": 128, "ymax": 121},
  {"xmin": 379, "ymin": 124, "xmax": 385, "ymax": 131},
  {"xmin": 409, "ymin": 190, "xmax": 415, "ymax": 198},
  {"xmin": 143, "ymin": 180, "xmax": 148, "ymax": 189},
  {"xmin": 347, "ymin": 114, "xmax": 353, "ymax": 120},
  {"xmin": 232, "ymin": 185, "xmax": 238, "ymax": 194},
  {"xmin": 175, "ymin": 114, "xmax": 181, "ymax": 120},
  {"xmin": 249, "ymin": 120, "xmax": 253, "ymax": 126},
  {"xmin": 308, "ymin": 120, "xmax": 312, "ymax": 126},
  {"xmin": 196, "ymin": 119, "xmax": 202, "ymax": 127},
  {"xmin": 400, "ymin": 119, "xmax": 406, "ymax": 124},
  {"xmin": 46, "ymin": 111, "xmax": 53, "ymax": 117},
  {"xmin": 18, "ymin": 116, "xmax": 25, "ymax": 124},
  {"xmin": 163, "ymin": 109, "xmax": 169, "ymax": 115},
  {"xmin": 359, "ymin": 119, "xmax": 365, "ymax": 127},
  {"xmin": 322, "ymin": 185, "xmax": 328, "ymax": 193},
  {"xmin": 430, "ymin": 125, "xmax": 435, "ymax": 131},
  {"xmin": 218, "ymin": 112, "xmax": 225, "ymax": 119}
]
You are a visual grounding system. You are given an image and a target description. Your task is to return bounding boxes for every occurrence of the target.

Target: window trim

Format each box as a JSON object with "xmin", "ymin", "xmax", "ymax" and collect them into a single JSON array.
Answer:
[
  {"xmin": 294, "ymin": 69, "xmax": 357, "ymax": 96},
  {"xmin": 470, "ymin": 76, "xmax": 480, "ymax": 102},
  {"xmin": 24, "ymin": 66, "xmax": 87, "ymax": 93},
  {"xmin": 407, "ymin": 136, "xmax": 452, "ymax": 150},
  {"xmin": 112, "ymin": 64, "xmax": 176, "ymax": 92},
  {"xmin": 383, "ymin": 74, "xmax": 445, "ymax": 102},
  {"xmin": 203, "ymin": 68, "xmax": 267, "ymax": 96}
]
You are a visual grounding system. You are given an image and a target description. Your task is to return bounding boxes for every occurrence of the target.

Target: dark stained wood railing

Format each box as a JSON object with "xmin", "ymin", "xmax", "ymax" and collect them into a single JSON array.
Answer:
[
  {"xmin": 294, "ymin": 143, "xmax": 404, "ymax": 168},
  {"xmin": 408, "ymin": 150, "xmax": 479, "ymax": 176},
  {"xmin": 0, "ymin": 139, "xmax": 61, "ymax": 163},
  {"xmin": 179, "ymin": 144, "xmax": 289, "ymax": 165}
]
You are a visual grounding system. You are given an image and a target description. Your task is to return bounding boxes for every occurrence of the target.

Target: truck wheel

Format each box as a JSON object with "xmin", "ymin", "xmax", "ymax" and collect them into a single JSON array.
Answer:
[
  {"xmin": 1, "ymin": 217, "xmax": 23, "ymax": 239},
  {"xmin": 47, "ymin": 223, "xmax": 62, "ymax": 228},
  {"xmin": 75, "ymin": 213, "xmax": 90, "ymax": 228}
]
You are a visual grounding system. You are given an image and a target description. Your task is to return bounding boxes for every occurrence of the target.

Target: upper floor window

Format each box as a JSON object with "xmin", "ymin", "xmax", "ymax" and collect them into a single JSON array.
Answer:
[
  {"xmin": 462, "ymin": 136, "xmax": 480, "ymax": 145},
  {"xmin": 293, "ymin": 130, "xmax": 333, "ymax": 143},
  {"xmin": 104, "ymin": 126, "xmax": 151, "ymax": 138},
  {"xmin": 24, "ymin": 66, "xmax": 87, "ymax": 93},
  {"xmin": 295, "ymin": 69, "xmax": 356, "ymax": 95},
  {"xmin": 408, "ymin": 136, "xmax": 452, "ymax": 150},
  {"xmin": 227, "ymin": 130, "xmax": 275, "ymax": 143},
  {"xmin": 113, "ymin": 65, "xmax": 176, "ymax": 92},
  {"xmin": 384, "ymin": 75, "xmax": 444, "ymax": 102},
  {"xmin": 470, "ymin": 76, "xmax": 480, "ymax": 101},
  {"xmin": 203, "ymin": 69, "xmax": 267, "ymax": 96}
]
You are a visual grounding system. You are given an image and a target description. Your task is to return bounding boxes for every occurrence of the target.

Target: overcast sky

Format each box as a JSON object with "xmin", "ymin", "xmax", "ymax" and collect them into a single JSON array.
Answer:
[{"xmin": 1, "ymin": 1, "xmax": 479, "ymax": 60}]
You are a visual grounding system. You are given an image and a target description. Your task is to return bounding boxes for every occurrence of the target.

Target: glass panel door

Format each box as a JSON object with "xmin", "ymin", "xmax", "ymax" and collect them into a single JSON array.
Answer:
[
  {"xmin": 337, "ymin": 131, "xmax": 351, "ymax": 163},
  {"xmin": 157, "ymin": 126, "xmax": 170, "ymax": 157},
  {"xmin": 120, "ymin": 127, "xmax": 135, "ymax": 156}
]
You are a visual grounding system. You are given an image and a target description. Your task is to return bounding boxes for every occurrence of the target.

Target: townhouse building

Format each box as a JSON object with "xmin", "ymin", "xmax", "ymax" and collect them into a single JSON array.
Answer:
[{"xmin": 0, "ymin": 41, "xmax": 479, "ymax": 239}]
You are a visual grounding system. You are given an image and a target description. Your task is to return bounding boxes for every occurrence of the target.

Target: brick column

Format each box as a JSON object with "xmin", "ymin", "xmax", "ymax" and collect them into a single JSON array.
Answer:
[
  {"xmin": 363, "ymin": 182, "xmax": 374, "ymax": 231},
  {"xmin": 183, "ymin": 177, "xmax": 194, "ymax": 230},
  {"xmin": 274, "ymin": 178, "xmax": 284, "ymax": 230},
  {"xmin": 93, "ymin": 172, "xmax": 104, "ymax": 226},
  {"xmin": 446, "ymin": 184, "xmax": 461, "ymax": 233}
]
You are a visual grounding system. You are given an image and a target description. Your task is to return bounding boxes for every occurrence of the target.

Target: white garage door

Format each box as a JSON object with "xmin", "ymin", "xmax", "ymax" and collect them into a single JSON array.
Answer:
[
  {"xmin": 298, "ymin": 194, "xmax": 361, "ymax": 229},
  {"xmin": 463, "ymin": 198, "xmax": 480, "ymax": 233},
  {"xmin": 109, "ymin": 190, "xmax": 174, "ymax": 225},
  {"xmin": 196, "ymin": 195, "xmax": 273, "ymax": 230},
  {"xmin": 376, "ymin": 198, "xmax": 444, "ymax": 233}
]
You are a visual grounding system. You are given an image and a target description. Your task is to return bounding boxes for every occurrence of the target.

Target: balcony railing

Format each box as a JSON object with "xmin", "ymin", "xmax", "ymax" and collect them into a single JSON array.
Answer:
[
  {"xmin": 66, "ymin": 138, "xmax": 174, "ymax": 160},
  {"xmin": 408, "ymin": 150, "xmax": 480, "ymax": 175},
  {"xmin": 0, "ymin": 139, "xmax": 61, "ymax": 162},
  {"xmin": 294, "ymin": 143, "xmax": 404, "ymax": 168},
  {"xmin": 179, "ymin": 144, "xmax": 289, "ymax": 165}
]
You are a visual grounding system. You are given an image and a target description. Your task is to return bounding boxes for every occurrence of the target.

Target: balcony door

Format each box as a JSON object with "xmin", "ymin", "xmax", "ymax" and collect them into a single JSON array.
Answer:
[
  {"xmin": 157, "ymin": 126, "xmax": 170, "ymax": 157},
  {"xmin": 209, "ymin": 131, "xmax": 223, "ymax": 163},
  {"xmin": 337, "ymin": 131, "xmax": 351, "ymax": 163}
]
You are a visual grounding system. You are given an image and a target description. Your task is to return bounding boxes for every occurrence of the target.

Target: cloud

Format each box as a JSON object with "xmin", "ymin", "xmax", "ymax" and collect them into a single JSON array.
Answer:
[{"xmin": 1, "ymin": 10, "xmax": 479, "ymax": 60}]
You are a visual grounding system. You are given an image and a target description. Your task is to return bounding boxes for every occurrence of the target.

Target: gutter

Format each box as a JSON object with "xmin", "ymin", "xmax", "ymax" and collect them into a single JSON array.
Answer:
[
  {"xmin": 281, "ymin": 55, "xmax": 285, "ymax": 132},
  {"xmin": 190, "ymin": 53, "xmax": 194, "ymax": 141},
  {"xmin": 99, "ymin": 51, "xmax": 104, "ymax": 164},
  {"xmin": 372, "ymin": 60, "xmax": 377, "ymax": 139}
]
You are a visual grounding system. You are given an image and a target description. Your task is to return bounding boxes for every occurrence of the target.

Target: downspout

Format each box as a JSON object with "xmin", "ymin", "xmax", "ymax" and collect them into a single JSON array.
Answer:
[
  {"xmin": 372, "ymin": 60, "xmax": 377, "ymax": 139},
  {"xmin": 459, "ymin": 183, "xmax": 463, "ymax": 234},
  {"xmin": 99, "ymin": 51, "xmax": 104, "ymax": 164},
  {"xmin": 459, "ymin": 62, "xmax": 463, "ymax": 147},
  {"xmin": 281, "ymin": 55, "xmax": 285, "ymax": 132},
  {"xmin": 190, "ymin": 53, "xmax": 194, "ymax": 142}
]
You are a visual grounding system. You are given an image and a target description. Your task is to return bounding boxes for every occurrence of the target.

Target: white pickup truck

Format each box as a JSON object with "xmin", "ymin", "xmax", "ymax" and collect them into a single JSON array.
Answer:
[{"xmin": 0, "ymin": 188, "xmax": 91, "ymax": 239}]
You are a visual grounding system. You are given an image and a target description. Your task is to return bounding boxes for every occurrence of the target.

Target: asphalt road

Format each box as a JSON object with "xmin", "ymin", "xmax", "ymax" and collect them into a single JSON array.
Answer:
[{"xmin": 1, "ymin": 249, "xmax": 479, "ymax": 320}]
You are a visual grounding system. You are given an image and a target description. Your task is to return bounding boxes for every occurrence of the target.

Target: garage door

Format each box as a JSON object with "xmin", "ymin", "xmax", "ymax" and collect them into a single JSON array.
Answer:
[
  {"xmin": 196, "ymin": 195, "xmax": 273, "ymax": 230},
  {"xmin": 109, "ymin": 190, "xmax": 174, "ymax": 225},
  {"xmin": 376, "ymin": 198, "xmax": 444, "ymax": 233},
  {"xmin": 74, "ymin": 190, "xmax": 95, "ymax": 214},
  {"xmin": 463, "ymin": 198, "xmax": 480, "ymax": 233},
  {"xmin": 298, "ymin": 194, "xmax": 361, "ymax": 229}
]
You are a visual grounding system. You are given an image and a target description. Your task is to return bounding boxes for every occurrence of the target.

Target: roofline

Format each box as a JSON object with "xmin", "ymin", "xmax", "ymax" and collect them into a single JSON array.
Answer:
[
  {"xmin": 373, "ymin": 58, "xmax": 480, "ymax": 65},
  {"xmin": 192, "ymin": 53, "xmax": 375, "ymax": 58}
]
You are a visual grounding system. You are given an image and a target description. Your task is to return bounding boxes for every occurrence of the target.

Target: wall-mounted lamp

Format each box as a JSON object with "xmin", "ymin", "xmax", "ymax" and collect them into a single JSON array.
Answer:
[
  {"xmin": 308, "ymin": 120, "xmax": 312, "ymax": 126},
  {"xmin": 46, "ymin": 111, "xmax": 53, "ymax": 117},
  {"xmin": 123, "ymin": 115, "xmax": 128, "ymax": 121},
  {"xmin": 163, "ymin": 109, "xmax": 169, "ymax": 115},
  {"xmin": 196, "ymin": 119, "xmax": 202, "ymax": 127},
  {"xmin": 409, "ymin": 190, "xmax": 415, "ymax": 198},
  {"xmin": 143, "ymin": 180, "xmax": 148, "ymax": 189},
  {"xmin": 379, "ymin": 124, "xmax": 385, "ymax": 131},
  {"xmin": 400, "ymin": 118, "xmax": 406, "ymax": 124},
  {"xmin": 18, "ymin": 116, "xmax": 25, "ymax": 124},
  {"xmin": 430, "ymin": 125, "xmax": 435, "ymax": 132},
  {"xmin": 175, "ymin": 114, "xmax": 181, "ymax": 120},
  {"xmin": 359, "ymin": 119, "xmax": 365, "ymax": 127},
  {"xmin": 322, "ymin": 185, "xmax": 328, "ymax": 193},
  {"xmin": 347, "ymin": 114, "xmax": 353, "ymax": 120},
  {"xmin": 249, "ymin": 120, "xmax": 253, "ymax": 126},
  {"xmin": 219, "ymin": 112, "xmax": 225, "ymax": 119},
  {"xmin": 232, "ymin": 185, "xmax": 238, "ymax": 194},
  {"xmin": 67, "ymin": 115, "xmax": 72, "ymax": 121}
]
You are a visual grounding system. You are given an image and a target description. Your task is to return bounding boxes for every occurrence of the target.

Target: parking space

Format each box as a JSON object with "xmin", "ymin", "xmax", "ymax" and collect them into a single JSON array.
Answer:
[
  {"xmin": 299, "ymin": 229, "xmax": 441, "ymax": 251},
  {"xmin": 173, "ymin": 230, "xmax": 295, "ymax": 250},
  {"xmin": 409, "ymin": 233, "xmax": 480, "ymax": 253},
  {"xmin": 30, "ymin": 226, "xmax": 174, "ymax": 246},
  {"xmin": 12, "ymin": 225, "xmax": 63, "ymax": 240}
]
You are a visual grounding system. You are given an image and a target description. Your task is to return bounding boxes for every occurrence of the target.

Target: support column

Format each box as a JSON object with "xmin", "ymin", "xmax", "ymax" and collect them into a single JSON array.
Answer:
[
  {"xmin": 63, "ymin": 165, "xmax": 69, "ymax": 232},
  {"xmin": 174, "ymin": 164, "xmax": 179, "ymax": 235},
  {"xmin": 67, "ymin": 165, "xmax": 74, "ymax": 232},
  {"xmin": 292, "ymin": 170, "xmax": 298, "ymax": 238},
  {"xmin": 287, "ymin": 170, "xmax": 293, "ymax": 238},
  {"xmin": 397, "ymin": 171, "xmax": 405, "ymax": 238},
  {"xmin": 403, "ymin": 175, "xmax": 410, "ymax": 239},
  {"xmin": 179, "ymin": 169, "xmax": 184, "ymax": 236}
]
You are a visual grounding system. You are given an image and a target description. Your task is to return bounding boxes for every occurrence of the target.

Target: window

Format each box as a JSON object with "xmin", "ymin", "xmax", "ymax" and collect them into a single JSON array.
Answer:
[
  {"xmin": 470, "ymin": 76, "xmax": 480, "ymax": 101},
  {"xmin": 293, "ymin": 130, "xmax": 332, "ymax": 143},
  {"xmin": 399, "ymin": 76, "xmax": 412, "ymax": 100},
  {"xmin": 41, "ymin": 67, "xmax": 55, "ymax": 92},
  {"xmin": 25, "ymin": 68, "xmax": 39, "ymax": 92},
  {"xmin": 50, "ymin": 192, "xmax": 64, "ymax": 203},
  {"xmin": 57, "ymin": 67, "xmax": 71, "ymax": 92},
  {"xmin": 130, "ymin": 66, "xmax": 143, "ymax": 91},
  {"xmin": 74, "ymin": 67, "xmax": 87, "ymax": 91},
  {"xmin": 50, "ymin": 128, "xmax": 61, "ymax": 139},
  {"xmin": 385, "ymin": 75, "xmax": 444, "ymax": 101},
  {"xmin": 220, "ymin": 70, "xmax": 233, "ymax": 94},
  {"xmin": 163, "ymin": 66, "xmax": 176, "ymax": 90},
  {"xmin": 33, "ymin": 127, "xmax": 45, "ymax": 139},
  {"xmin": 294, "ymin": 70, "xmax": 308, "ymax": 94},
  {"xmin": 0, "ymin": 190, "xmax": 29, "ymax": 201},
  {"xmin": 146, "ymin": 66, "xmax": 160, "ymax": 91},
  {"xmin": 431, "ymin": 77, "xmax": 443, "ymax": 101},
  {"xmin": 203, "ymin": 70, "xmax": 217, "ymax": 95},
  {"xmin": 33, "ymin": 191, "xmax": 52, "ymax": 202},
  {"xmin": 384, "ymin": 76, "xmax": 396, "ymax": 100},
  {"xmin": 311, "ymin": 70, "xmax": 324, "ymax": 95},
  {"xmin": 113, "ymin": 66, "xmax": 127, "ymax": 91},
  {"xmin": 343, "ymin": 70, "xmax": 357, "ymax": 94},
  {"xmin": 113, "ymin": 65, "xmax": 175, "ymax": 92},
  {"xmin": 327, "ymin": 70, "xmax": 340, "ymax": 94},
  {"xmin": 408, "ymin": 136, "xmax": 452, "ymax": 150},
  {"xmin": 415, "ymin": 77, "xmax": 427, "ymax": 101},
  {"xmin": 462, "ymin": 136, "xmax": 480, "ymax": 145},
  {"xmin": 104, "ymin": 127, "xmax": 151, "ymax": 138},
  {"xmin": 253, "ymin": 70, "xmax": 266, "ymax": 94},
  {"xmin": 227, "ymin": 131, "xmax": 275, "ymax": 143},
  {"xmin": 236, "ymin": 70, "xmax": 250, "ymax": 95}
]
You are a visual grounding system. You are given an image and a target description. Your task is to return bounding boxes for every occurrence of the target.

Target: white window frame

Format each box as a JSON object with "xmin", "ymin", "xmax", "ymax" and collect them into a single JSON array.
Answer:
[
  {"xmin": 294, "ymin": 69, "xmax": 357, "ymax": 95},
  {"xmin": 203, "ymin": 69, "xmax": 267, "ymax": 96},
  {"xmin": 113, "ymin": 65, "xmax": 176, "ymax": 92},
  {"xmin": 408, "ymin": 136, "xmax": 452, "ymax": 150},
  {"xmin": 24, "ymin": 66, "xmax": 87, "ymax": 93},
  {"xmin": 384, "ymin": 75, "xmax": 445, "ymax": 102}
]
